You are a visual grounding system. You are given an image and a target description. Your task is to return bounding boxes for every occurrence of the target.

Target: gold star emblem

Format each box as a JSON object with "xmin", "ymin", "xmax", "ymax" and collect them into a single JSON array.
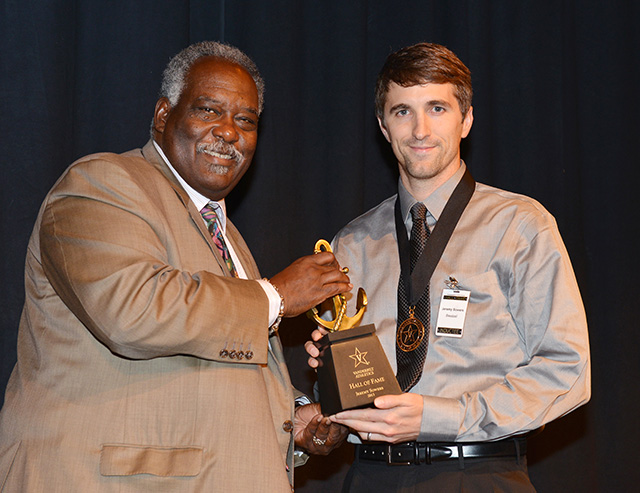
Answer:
[
  {"xmin": 402, "ymin": 325, "xmax": 417, "ymax": 344},
  {"xmin": 349, "ymin": 347, "xmax": 370, "ymax": 367}
]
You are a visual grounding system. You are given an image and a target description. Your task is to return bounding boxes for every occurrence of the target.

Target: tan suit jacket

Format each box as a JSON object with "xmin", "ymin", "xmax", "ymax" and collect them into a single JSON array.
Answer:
[{"xmin": 0, "ymin": 141, "xmax": 297, "ymax": 492}]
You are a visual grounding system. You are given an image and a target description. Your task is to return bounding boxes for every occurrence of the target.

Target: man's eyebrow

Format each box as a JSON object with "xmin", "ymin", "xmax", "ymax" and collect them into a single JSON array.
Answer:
[
  {"xmin": 195, "ymin": 96, "xmax": 259, "ymax": 116},
  {"xmin": 195, "ymin": 96, "xmax": 220, "ymax": 105},
  {"xmin": 388, "ymin": 99, "xmax": 453, "ymax": 114},
  {"xmin": 388, "ymin": 103, "xmax": 410, "ymax": 113},
  {"xmin": 426, "ymin": 99, "xmax": 452, "ymax": 108}
]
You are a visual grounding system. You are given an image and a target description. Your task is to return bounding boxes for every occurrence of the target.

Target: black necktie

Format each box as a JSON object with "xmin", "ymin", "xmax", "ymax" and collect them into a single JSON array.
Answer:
[{"xmin": 396, "ymin": 202, "xmax": 430, "ymax": 392}]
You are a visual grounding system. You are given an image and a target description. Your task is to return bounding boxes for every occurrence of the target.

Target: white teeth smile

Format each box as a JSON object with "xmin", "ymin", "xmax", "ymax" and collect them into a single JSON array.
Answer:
[{"xmin": 203, "ymin": 150, "xmax": 234, "ymax": 160}]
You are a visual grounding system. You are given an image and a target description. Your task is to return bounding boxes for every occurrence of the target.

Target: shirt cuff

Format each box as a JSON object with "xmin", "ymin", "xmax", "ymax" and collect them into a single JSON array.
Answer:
[
  {"xmin": 257, "ymin": 278, "xmax": 282, "ymax": 327},
  {"xmin": 417, "ymin": 395, "xmax": 462, "ymax": 442},
  {"xmin": 295, "ymin": 395, "xmax": 312, "ymax": 407}
]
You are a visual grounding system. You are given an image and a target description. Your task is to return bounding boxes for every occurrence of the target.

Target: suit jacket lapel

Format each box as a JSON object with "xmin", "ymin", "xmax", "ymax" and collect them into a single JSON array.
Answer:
[
  {"xmin": 187, "ymin": 200, "xmax": 231, "ymax": 276},
  {"xmin": 225, "ymin": 220, "xmax": 260, "ymax": 279},
  {"xmin": 141, "ymin": 141, "xmax": 230, "ymax": 276}
]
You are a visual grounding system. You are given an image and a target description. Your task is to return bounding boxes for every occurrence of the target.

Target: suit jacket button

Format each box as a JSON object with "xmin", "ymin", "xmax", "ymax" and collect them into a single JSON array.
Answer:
[
  {"xmin": 282, "ymin": 420, "xmax": 294, "ymax": 433},
  {"xmin": 219, "ymin": 349, "xmax": 229, "ymax": 358},
  {"xmin": 245, "ymin": 350, "xmax": 254, "ymax": 360},
  {"xmin": 236, "ymin": 351, "xmax": 244, "ymax": 360},
  {"xmin": 229, "ymin": 350, "xmax": 236, "ymax": 359}
]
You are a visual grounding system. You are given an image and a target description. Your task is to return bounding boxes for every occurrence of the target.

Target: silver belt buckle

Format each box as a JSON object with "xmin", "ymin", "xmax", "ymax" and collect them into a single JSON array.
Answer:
[{"xmin": 386, "ymin": 443, "xmax": 418, "ymax": 465}]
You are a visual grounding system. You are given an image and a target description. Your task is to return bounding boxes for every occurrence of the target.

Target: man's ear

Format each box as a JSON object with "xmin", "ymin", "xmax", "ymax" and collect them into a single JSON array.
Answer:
[
  {"xmin": 153, "ymin": 98, "xmax": 171, "ymax": 134},
  {"xmin": 461, "ymin": 106, "xmax": 474, "ymax": 138},
  {"xmin": 377, "ymin": 116, "xmax": 391, "ymax": 142}
]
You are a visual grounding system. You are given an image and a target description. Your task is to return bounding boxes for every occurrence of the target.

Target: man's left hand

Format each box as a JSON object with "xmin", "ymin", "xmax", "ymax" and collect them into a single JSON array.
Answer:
[
  {"xmin": 329, "ymin": 393, "xmax": 423, "ymax": 443},
  {"xmin": 294, "ymin": 403, "xmax": 349, "ymax": 455}
]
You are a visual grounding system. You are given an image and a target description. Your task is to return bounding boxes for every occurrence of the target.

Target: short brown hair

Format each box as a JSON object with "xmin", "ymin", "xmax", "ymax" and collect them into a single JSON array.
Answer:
[{"xmin": 375, "ymin": 42, "xmax": 472, "ymax": 121}]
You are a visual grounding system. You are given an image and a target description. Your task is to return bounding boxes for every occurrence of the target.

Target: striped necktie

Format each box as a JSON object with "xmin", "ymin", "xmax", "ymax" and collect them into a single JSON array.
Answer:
[{"xmin": 200, "ymin": 202, "xmax": 238, "ymax": 277}]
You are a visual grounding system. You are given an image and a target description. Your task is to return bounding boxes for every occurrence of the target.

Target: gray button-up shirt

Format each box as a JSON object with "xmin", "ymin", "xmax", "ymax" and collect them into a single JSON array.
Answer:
[{"xmin": 332, "ymin": 162, "xmax": 590, "ymax": 443}]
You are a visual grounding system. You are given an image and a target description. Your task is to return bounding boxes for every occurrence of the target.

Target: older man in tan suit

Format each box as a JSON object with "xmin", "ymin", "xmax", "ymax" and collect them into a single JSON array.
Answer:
[{"xmin": 0, "ymin": 41, "xmax": 349, "ymax": 491}]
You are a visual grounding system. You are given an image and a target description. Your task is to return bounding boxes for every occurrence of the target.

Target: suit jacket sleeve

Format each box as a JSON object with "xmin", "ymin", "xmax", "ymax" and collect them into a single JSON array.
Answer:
[{"xmin": 39, "ymin": 146, "xmax": 271, "ymax": 363}]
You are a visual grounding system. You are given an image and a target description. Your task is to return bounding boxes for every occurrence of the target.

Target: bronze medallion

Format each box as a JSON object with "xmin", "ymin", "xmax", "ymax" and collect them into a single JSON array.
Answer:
[{"xmin": 397, "ymin": 315, "xmax": 425, "ymax": 352}]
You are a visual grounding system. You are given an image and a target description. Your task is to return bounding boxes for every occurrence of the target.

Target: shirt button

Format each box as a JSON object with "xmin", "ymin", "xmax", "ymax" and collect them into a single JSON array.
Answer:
[{"xmin": 282, "ymin": 420, "xmax": 294, "ymax": 433}]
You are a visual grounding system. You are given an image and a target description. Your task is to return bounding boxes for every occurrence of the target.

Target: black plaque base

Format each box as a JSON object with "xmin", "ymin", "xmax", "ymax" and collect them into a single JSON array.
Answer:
[{"xmin": 315, "ymin": 324, "xmax": 401, "ymax": 416}]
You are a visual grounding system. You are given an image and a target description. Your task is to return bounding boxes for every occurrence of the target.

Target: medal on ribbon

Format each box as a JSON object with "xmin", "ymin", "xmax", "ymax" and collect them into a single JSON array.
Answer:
[{"xmin": 397, "ymin": 306, "xmax": 425, "ymax": 352}]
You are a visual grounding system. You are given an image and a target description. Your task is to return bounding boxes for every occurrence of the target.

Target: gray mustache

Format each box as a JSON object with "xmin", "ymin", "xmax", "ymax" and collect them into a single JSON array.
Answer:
[{"xmin": 196, "ymin": 142, "xmax": 242, "ymax": 163}]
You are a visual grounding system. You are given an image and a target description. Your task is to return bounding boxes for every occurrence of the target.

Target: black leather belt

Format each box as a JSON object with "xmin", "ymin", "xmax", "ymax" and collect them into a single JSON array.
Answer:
[{"xmin": 357, "ymin": 437, "xmax": 527, "ymax": 465}]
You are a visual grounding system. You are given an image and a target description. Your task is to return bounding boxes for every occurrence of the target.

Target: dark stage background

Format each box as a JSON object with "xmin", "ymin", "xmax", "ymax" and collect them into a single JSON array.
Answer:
[{"xmin": 1, "ymin": 1, "xmax": 637, "ymax": 491}]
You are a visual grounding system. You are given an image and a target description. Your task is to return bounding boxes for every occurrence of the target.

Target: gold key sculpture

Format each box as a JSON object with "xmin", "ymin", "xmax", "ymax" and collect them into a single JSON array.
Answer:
[{"xmin": 307, "ymin": 239, "xmax": 368, "ymax": 332}]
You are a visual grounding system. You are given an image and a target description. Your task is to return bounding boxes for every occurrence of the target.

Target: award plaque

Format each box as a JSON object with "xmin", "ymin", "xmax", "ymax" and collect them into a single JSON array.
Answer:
[{"xmin": 308, "ymin": 240, "xmax": 401, "ymax": 416}]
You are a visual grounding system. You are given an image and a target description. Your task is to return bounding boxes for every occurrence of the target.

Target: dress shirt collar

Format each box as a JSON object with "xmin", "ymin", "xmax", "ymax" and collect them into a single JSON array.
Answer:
[
  {"xmin": 398, "ymin": 161, "xmax": 467, "ymax": 231},
  {"xmin": 152, "ymin": 140, "xmax": 228, "ymax": 231}
]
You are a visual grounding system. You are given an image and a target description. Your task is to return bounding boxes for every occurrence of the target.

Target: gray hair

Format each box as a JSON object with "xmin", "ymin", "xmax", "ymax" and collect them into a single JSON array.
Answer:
[{"xmin": 159, "ymin": 41, "xmax": 265, "ymax": 114}]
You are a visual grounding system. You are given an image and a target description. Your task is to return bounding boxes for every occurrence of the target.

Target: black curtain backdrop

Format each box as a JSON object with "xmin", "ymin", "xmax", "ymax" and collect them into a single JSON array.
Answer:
[{"xmin": 1, "ymin": 1, "xmax": 637, "ymax": 491}]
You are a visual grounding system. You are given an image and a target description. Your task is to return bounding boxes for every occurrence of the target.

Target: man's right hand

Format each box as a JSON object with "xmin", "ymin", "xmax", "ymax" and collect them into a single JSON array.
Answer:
[{"xmin": 269, "ymin": 252, "xmax": 352, "ymax": 318}]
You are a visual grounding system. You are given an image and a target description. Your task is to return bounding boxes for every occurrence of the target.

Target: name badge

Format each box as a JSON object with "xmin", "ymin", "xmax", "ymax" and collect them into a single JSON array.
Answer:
[{"xmin": 435, "ymin": 289, "xmax": 470, "ymax": 338}]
